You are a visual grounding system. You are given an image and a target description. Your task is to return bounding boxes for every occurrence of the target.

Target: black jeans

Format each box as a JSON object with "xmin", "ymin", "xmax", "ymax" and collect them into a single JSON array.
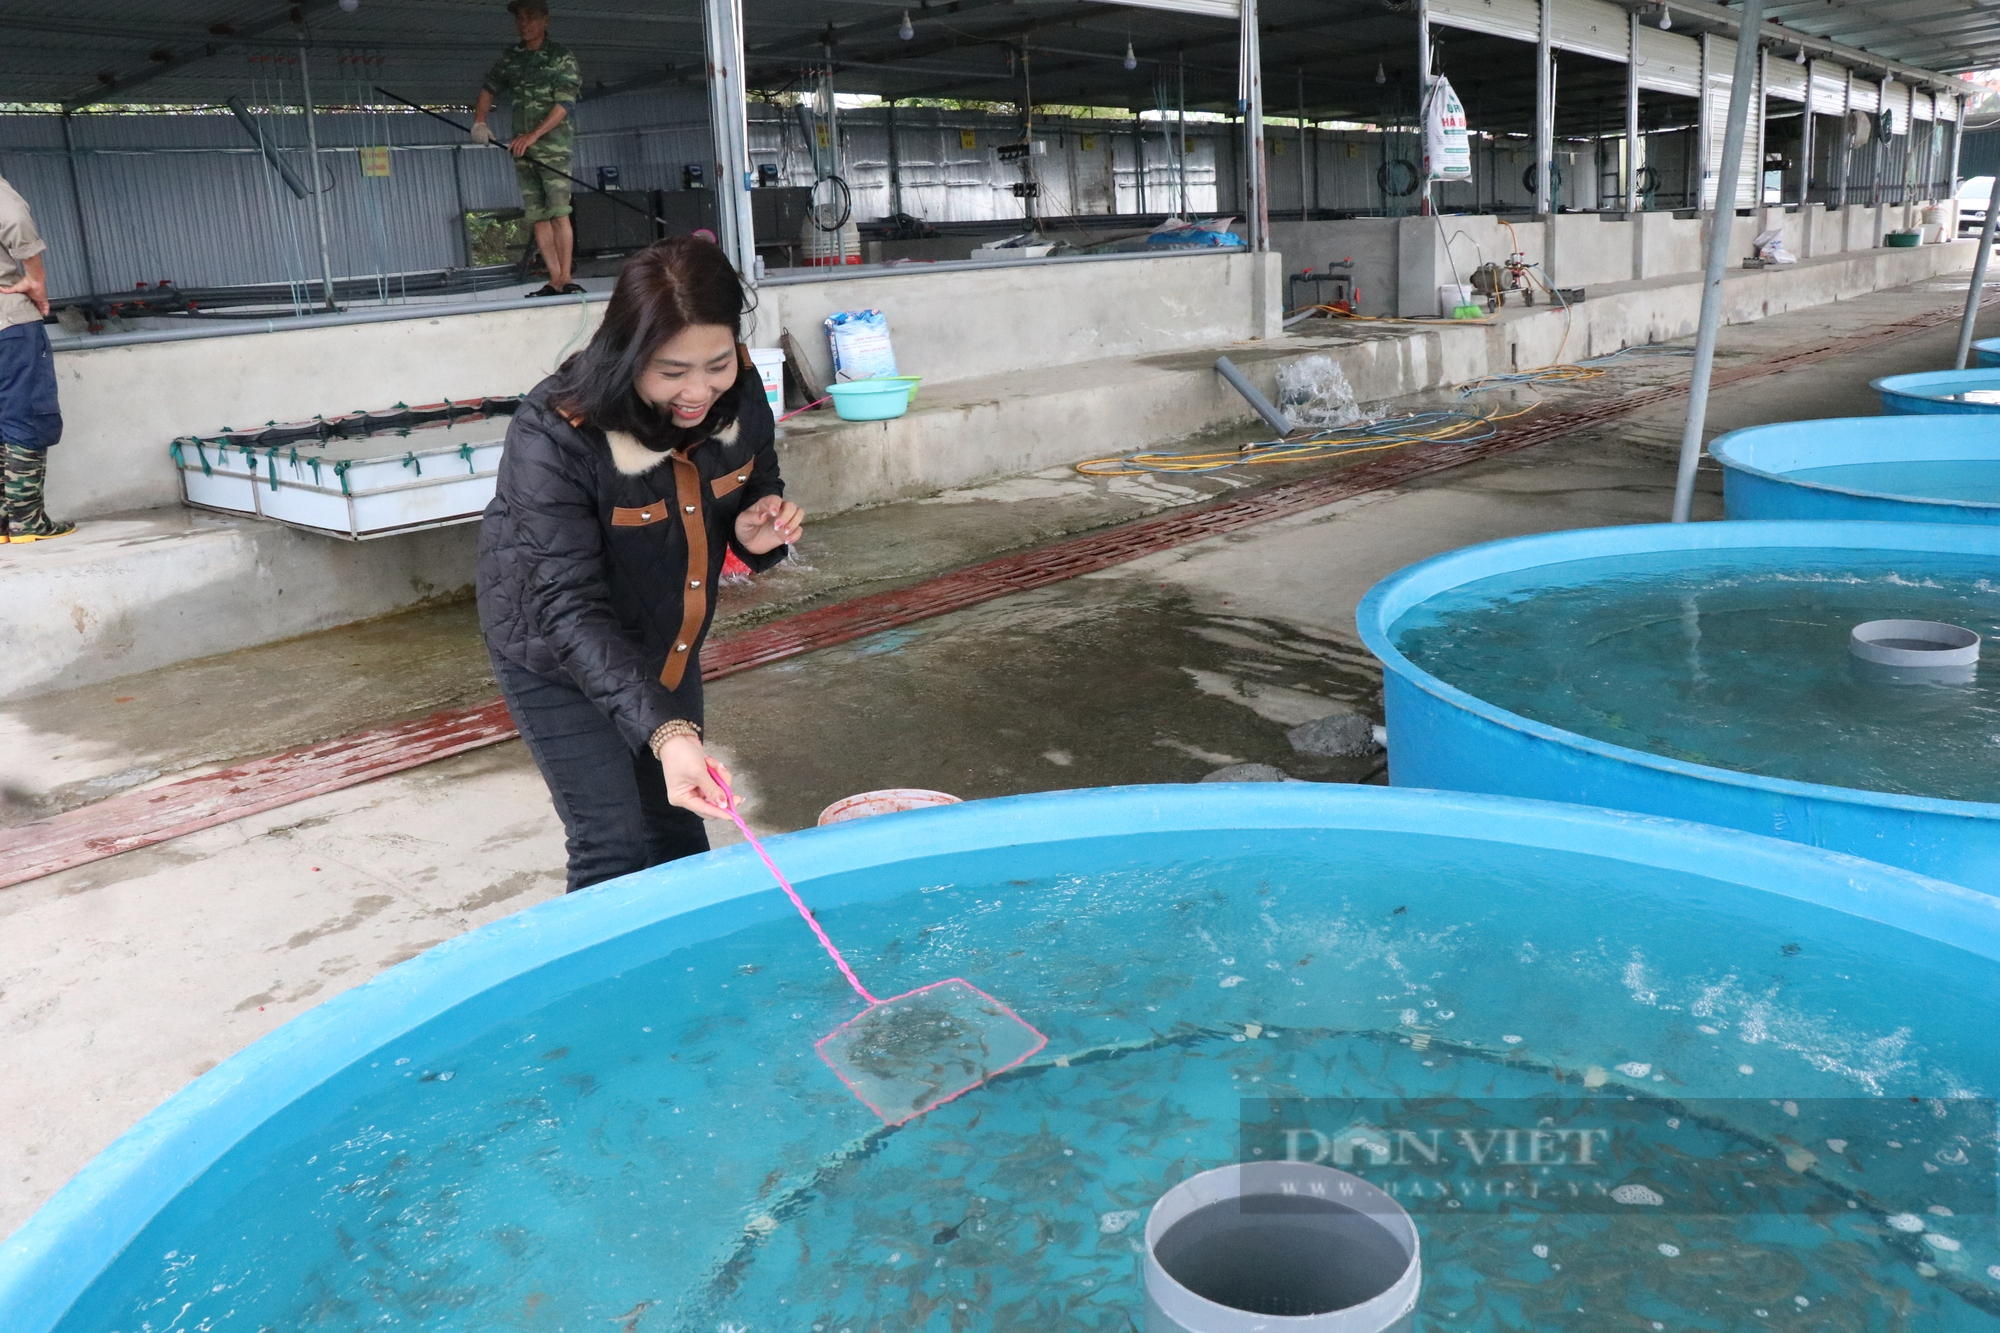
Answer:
[{"xmin": 491, "ymin": 653, "xmax": 709, "ymax": 892}]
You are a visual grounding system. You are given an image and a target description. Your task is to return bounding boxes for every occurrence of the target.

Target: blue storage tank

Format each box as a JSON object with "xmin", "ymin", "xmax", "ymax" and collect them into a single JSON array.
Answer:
[
  {"xmin": 1873, "ymin": 368, "xmax": 2000, "ymax": 413},
  {"xmin": 1712, "ymin": 416, "xmax": 2000, "ymax": 525},
  {"xmin": 1360, "ymin": 521, "xmax": 2000, "ymax": 893},
  {"xmin": 1971, "ymin": 336, "xmax": 2000, "ymax": 368},
  {"xmin": 6, "ymin": 786, "xmax": 1998, "ymax": 1330}
]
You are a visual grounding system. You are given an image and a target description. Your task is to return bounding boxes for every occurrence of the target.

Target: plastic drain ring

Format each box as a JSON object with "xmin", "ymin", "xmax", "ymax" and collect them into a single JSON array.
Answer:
[{"xmin": 1849, "ymin": 619, "xmax": 1981, "ymax": 667}]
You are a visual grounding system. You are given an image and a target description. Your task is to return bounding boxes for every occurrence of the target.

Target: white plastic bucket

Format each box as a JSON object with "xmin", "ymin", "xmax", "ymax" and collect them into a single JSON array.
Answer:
[
  {"xmin": 748, "ymin": 347, "xmax": 785, "ymax": 411},
  {"xmin": 1437, "ymin": 284, "xmax": 1475, "ymax": 317},
  {"xmin": 817, "ymin": 788, "xmax": 961, "ymax": 825}
]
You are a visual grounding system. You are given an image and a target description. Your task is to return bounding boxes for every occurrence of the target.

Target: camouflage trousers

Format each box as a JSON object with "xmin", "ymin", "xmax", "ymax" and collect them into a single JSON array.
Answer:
[{"xmin": 3, "ymin": 441, "xmax": 74, "ymax": 541}]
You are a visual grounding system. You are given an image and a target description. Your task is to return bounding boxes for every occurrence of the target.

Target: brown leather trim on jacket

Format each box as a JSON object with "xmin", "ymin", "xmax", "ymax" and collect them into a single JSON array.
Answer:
[
  {"xmin": 709, "ymin": 469, "xmax": 751, "ymax": 500},
  {"xmin": 661, "ymin": 452, "xmax": 710, "ymax": 689},
  {"xmin": 610, "ymin": 501, "xmax": 671, "ymax": 526}
]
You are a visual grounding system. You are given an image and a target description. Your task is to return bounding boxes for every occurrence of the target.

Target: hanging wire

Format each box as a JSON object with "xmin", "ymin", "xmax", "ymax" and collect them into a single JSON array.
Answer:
[{"xmin": 250, "ymin": 50, "xmax": 313, "ymax": 316}]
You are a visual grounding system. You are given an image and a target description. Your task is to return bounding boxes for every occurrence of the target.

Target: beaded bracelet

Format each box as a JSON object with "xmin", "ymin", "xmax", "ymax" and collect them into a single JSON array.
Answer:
[{"xmin": 649, "ymin": 718, "xmax": 703, "ymax": 757}]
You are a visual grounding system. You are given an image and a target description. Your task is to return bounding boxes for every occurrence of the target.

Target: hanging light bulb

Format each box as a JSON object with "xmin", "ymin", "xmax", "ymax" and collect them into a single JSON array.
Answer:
[
  {"xmin": 1124, "ymin": 41, "xmax": 1138, "ymax": 72},
  {"xmin": 1795, "ymin": 42, "xmax": 1807, "ymax": 64},
  {"xmin": 1657, "ymin": 5, "xmax": 1671, "ymax": 29},
  {"xmin": 1375, "ymin": 62, "xmax": 1388, "ymax": 85},
  {"xmin": 899, "ymin": 10, "xmax": 914, "ymax": 40}
]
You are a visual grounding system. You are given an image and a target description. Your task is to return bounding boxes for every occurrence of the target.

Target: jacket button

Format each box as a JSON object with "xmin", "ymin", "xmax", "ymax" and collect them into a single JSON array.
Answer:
[
  {"xmin": 684, "ymin": 504, "xmax": 696, "ymax": 513},
  {"xmin": 689, "ymin": 579, "xmax": 701, "ymax": 588},
  {"xmin": 736, "ymin": 474, "xmax": 747, "ymax": 482},
  {"xmin": 640, "ymin": 511, "xmax": 652, "ymax": 520},
  {"xmin": 675, "ymin": 643, "xmax": 688, "ymax": 652}
]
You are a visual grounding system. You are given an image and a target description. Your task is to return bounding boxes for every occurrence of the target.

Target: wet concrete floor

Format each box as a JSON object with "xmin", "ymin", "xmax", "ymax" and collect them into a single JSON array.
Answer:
[{"xmin": 1, "ymin": 276, "xmax": 1993, "ymax": 1240}]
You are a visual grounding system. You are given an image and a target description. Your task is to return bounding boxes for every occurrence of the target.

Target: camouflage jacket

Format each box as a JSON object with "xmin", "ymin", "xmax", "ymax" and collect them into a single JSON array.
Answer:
[{"xmin": 483, "ymin": 39, "xmax": 581, "ymax": 154}]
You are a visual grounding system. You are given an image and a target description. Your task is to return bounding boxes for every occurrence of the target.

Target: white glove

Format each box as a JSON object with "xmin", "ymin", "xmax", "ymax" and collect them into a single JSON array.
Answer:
[{"xmin": 471, "ymin": 121, "xmax": 494, "ymax": 145}]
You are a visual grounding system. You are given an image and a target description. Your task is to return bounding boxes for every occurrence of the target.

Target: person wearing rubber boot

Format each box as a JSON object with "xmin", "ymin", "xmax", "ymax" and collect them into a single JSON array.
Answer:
[
  {"xmin": 473, "ymin": 0, "xmax": 582, "ymax": 298},
  {"xmin": 0, "ymin": 173, "xmax": 70, "ymax": 544}
]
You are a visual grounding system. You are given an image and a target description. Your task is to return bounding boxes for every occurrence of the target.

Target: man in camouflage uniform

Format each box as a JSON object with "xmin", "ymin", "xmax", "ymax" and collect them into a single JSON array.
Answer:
[
  {"xmin": 473, "ymin": 0, "xmax": 582, "ymax": 296},
  {"xmin": 0, "ymin": 171, "xmax": 71, "ymax": 542}
]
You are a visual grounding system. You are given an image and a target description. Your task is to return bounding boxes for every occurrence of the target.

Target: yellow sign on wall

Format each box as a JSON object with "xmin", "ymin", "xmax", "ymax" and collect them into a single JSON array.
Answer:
[
  {"xmin": 960, "ymin": 128, "xmax": 978, "ymax": 150},
  {"xmin": 359, "ymin": 146, "xmax": 391, "ymax": 177},
  {"xmin": 1080, "ymin": 134, "xmax": 1096, "ymax": 152},
  {"xmin": 816, "ymin": 124, "xmax": 830, "ymax": 149}
]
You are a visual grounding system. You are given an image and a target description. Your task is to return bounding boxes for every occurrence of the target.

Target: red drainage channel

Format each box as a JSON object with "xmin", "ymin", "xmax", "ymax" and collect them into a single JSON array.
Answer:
[{"xmin": 0, "ymin": 299, "xmax": 1983, "ymax": 889}]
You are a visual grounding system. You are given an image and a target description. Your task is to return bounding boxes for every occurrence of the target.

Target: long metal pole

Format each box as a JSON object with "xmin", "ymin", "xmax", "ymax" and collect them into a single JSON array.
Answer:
[
  {"xmin": 1535, "ymin": 0, "xmax": 1553, "ymax": 214},
  {"xmin": 1178, "ymin": 58, "xmax": 1189, "ymax": 216},
  {"xmin": 296, "ymin": 42, "xmax": 339, "ymax": 312},
  {"xmin": 1625, "ymin": 10, "xmax": 1641, "ymax": 212},
  {"xmin": 1670, "ymin": 0, "xmax": 1766, "ymax": 523},
  {"xmin": 1953, "ymin": 180, "xmax": 1997, "ymax": 368},
  {"xmin": 702, "ymin": 0, "xmax": 757, "ymax": 282}
]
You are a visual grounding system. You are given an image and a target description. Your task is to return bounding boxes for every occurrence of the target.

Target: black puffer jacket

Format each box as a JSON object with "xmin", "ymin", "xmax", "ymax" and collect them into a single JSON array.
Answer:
[{"xmin": 477, "ymin": 353, "xmax": 786, "ymax": 750}]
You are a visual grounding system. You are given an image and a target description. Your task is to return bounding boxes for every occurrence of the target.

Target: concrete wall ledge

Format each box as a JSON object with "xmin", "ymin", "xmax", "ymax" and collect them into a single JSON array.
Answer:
[
  {"xmin": 0, "ymin": 509, "xmax": 474, "ymax": 702},
  {"xmin": 5, "ymin": 239, "xmax": 1974, "ymax": 699}
]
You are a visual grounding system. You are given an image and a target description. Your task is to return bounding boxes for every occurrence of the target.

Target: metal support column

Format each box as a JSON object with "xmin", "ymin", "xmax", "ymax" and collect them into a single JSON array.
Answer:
[
  {"xmin": 887, "ymin": 100, "xmax": 902, "ymax": 218},
  {"xmin": 1835, "ymin": 70, "xmax": 1853, "ymax": 210},
  {"xmin": 1535, "ymin": 0, "xmax": 1554, "ymax": 214},
  {"xmin": 296, "ymin": 41, "xmax": 339, "ymax": 312},
  {"xmin": 1238, "ymin": 0, "xmax": 1268, "ymax": 249},
  {"xmin": 702, "ymin": 0, "xmax": 757, "ymax": 282},
  {"xmin": 58, "ymin": 111, "xmax": 102, "ymax": 298},
  {"xmin": 1670, "ymin": 0, "xmax": 1766, "ymax": 523},
  {"xmin": 1297, "ymin": 67, "xmax": 1309, "ymax": 221},
  {"xmin": 1947, "ymin": 93, "xmax": 1964, "ymax": 197},
  {"xmin": 1418, "ymin": 0, "xmax": 1433, "ymax": 216},
  {"xmin": 1953, "ymin": 134, "xmax": 1997, "ymax": 369},
  {"xmin": 1625, "ymin": 10, "xmax": 1641, "ymax": 212},
  {"xmin": 1800, "ymin": 80, "xmax": 1815, "ymax": 204}
]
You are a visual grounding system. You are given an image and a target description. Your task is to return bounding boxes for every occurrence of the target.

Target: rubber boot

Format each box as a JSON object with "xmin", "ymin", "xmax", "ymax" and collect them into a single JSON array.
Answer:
[{"xmin": 2, "ymin": 442, "xmax": 76, "ymax": 542}]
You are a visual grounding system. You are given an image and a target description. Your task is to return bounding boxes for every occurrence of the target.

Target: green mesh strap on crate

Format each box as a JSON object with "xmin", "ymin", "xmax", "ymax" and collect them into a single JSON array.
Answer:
[
  {"xmin": 170, "ymin": 439, "xmax": 211, "ymax": 478},
  {"xmin": 402, "ymin": 452, "xmax": 423, "ymax": 477},
  {"xmin": 459, "ymin": 443, "xmax": 477, "ymax": 475},
  {"xmin": 263, "ymin": 446, "xmax": 283, "ymax": 491},
  {"xmin": 333, "ymin": 460, "xmax": 354, "ymax": 495}
]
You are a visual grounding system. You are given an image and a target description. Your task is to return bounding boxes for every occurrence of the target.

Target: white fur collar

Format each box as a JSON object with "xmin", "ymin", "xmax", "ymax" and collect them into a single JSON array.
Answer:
[{"xmin": 604, "ymin": 420, "xmax": 741, "ymax": 476}]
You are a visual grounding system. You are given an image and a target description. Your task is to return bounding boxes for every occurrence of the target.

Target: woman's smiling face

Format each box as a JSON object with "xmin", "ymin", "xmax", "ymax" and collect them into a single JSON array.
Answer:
[{"xmin": 635, "ymin": 323, "xmax": 739, "ymax": 428}]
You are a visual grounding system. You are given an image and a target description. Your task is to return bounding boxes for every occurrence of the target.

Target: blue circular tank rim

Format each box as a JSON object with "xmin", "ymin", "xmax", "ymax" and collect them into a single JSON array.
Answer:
[
  {"xmin": 1709, "ymin": 415, "xmax": 2000, "ymax": 513},
  {"xmin": 1973, "ymin": 335, "xmax": 2000, "ymax": 367},
  {"xmin": 5, "ymin": 783, "xmax": 1998, "ymax": 1333},
  {"xmin": 1357, "ymin": 520, "xmax": 2000, "ymax": 825},
  {"xmin": 1871, "ymin": 368, "xmax": 2000, "ymax": 412}
]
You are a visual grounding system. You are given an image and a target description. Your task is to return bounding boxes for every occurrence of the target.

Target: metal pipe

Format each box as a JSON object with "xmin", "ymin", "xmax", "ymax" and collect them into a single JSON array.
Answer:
[
  {"xmin": 224, "ymin": 95, "xmax": 310, "ymax": 200},
  {"xmin": 1535, "ymin": 0, "xmax": 1553, "ymax": 215},
  {"xmin": 1625, "ymin": 10, "xmax": 1641, "ymax": 213},
  {"xmin": 50, "ymin": 289, "xmax": 606, "ymax": 352},
  {"xmin": 1297, "ymin": 66, "xmax": 1308, "ymax": 221},
  {"xmin": 296, "ymin": 42, "xmax": 339, "ymax": 313},
  {"xmin": 1953, "ymin": 179, "xmax": 1997, "ymax": 369},
  {"xmin": 1216, "ymin": 355, "xmax": 1291, "ymax": 434},
  {"xmin": 1670, "ymin": 0, "xmax": 1767, "ymax": 523}
]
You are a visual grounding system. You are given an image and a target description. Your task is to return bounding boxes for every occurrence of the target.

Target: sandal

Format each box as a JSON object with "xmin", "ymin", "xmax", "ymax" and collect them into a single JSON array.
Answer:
[
  {"xmin": 528, "ymin": 283, "xmax": 562, "ymax": 298},
  {"xmin": 559, "ymin": 283, "xmax": 586, "ymax": 295}
]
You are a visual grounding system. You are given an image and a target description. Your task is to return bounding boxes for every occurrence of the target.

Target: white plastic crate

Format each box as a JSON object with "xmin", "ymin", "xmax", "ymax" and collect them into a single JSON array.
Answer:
[{"xmin": 173, "ymin": 413, "xmax": 509, "ymax": 540}]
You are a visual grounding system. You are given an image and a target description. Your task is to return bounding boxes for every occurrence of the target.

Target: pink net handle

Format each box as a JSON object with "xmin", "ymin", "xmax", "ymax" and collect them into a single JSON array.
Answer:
[{"xmin": 705, "ymin": 762, "xmax": 880, "ymax": 1006}]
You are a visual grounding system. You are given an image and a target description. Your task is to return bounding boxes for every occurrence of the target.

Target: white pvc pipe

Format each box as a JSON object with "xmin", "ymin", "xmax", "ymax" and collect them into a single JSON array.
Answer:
[{"xmin": 1670, "ymin": 0, "xmax": 1767, "ymax": 522}]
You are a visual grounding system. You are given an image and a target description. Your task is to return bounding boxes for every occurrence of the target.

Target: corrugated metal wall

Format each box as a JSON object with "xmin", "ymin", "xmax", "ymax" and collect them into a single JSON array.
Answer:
[{"xmin": 0, "ymin": 70, "xmax": 715, "ymax": 301}]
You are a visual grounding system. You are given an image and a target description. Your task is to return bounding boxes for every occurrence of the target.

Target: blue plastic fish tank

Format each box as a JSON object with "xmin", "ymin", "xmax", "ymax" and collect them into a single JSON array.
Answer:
[
  {"xmin": 1972, "ymin": 336, "xmax": 2000, "ymax": 369},
  {"xmin": 3, "ymin": 786, "xmax": 1998, "ymax": 1330},
  {"xmin": 1712, "ymin": 417, "xmax": 2000, "ymax": 525},
  {"xmin": 1360, "ymin": 521, "xmax": 2000, "ymax": 895},
  {"xmin": 1873, "ymin": 369, "xmax": 2000, "ymax": 413}
]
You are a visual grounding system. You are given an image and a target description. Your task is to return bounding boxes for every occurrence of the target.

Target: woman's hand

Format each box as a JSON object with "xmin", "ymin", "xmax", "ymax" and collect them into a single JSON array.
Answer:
[
  {"xmin": 660, "ymin": 736, "xmax": 731, "ymax": 819},
  {"xmin": 734, "ymin": 494, "xmax": 804, "ymax": 555}
]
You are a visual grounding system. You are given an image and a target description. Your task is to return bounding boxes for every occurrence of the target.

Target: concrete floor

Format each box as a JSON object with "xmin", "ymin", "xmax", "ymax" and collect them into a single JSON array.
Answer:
[{"xmin": 2, "ymin": 275, "xmax": 1993, "ymax": 1243}]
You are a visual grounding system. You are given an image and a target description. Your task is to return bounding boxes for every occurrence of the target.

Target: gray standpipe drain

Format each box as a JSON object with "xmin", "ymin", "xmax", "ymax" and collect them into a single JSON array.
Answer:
[
  {"xmin": 1849, "ymin": 619, "xmax": 1981, "ymax": 683},
  {"xmin": 1143, "ymin": 1162, "xmax": 1421, "ymax": 1332}
]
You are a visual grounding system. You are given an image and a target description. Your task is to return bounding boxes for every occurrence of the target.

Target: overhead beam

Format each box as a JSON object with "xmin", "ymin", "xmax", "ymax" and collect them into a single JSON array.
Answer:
[
  {"xmin": 57, "ymin": 0, "xmax": 348, "ymax": 111},
  {"xmin": 1660, "ymin": 0, "xmax": 1976, "ymax": 91}
]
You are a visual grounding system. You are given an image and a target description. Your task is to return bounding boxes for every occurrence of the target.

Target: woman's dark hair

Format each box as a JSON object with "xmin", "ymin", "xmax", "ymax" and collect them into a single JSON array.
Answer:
[{"xmin": 551, "ymin": 237, "xmax": 746, "ymax": 448}]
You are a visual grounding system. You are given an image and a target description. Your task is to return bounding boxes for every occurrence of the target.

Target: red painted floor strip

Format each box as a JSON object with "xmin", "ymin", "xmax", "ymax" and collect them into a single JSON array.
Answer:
[{"xmin": 0, "ymin": 298, "xmax": 1983, "ymax": 889}]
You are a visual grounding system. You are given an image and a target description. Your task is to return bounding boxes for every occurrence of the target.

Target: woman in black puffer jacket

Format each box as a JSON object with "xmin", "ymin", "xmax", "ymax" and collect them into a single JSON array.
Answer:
[{"xmin": 477, "ymin": 238, "xmax": 803, "ymax": 891}]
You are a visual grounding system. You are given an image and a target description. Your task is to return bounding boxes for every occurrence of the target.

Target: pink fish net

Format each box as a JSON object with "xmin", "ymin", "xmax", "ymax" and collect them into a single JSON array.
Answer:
[{"xmin": 709, "ymin": 766, "xmax": 1046, "ymax": 1126}]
